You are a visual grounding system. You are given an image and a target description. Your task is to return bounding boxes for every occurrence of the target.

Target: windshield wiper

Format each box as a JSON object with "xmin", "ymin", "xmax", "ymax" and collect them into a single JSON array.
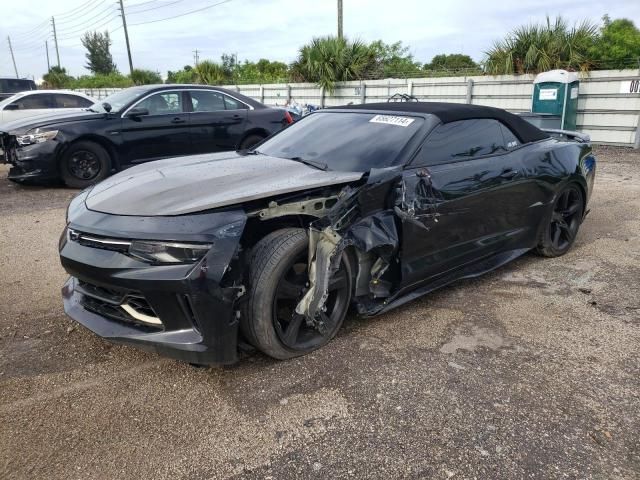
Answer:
[
  {"xmin": 84, "ymin": 107, "xmax": 99, "ymax": 113},
  {"xmin": 285, "ymin": 156, "xmax": 329, "ymax": 171}
]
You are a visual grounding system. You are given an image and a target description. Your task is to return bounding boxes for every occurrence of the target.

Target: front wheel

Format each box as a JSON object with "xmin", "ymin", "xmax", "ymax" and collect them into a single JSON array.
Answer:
[
  {"xmin": 241, "ymin": 228, "xmax": 352, "ymax": 360},
  {"xmin": 536, "ymin": 184, "xmax": 584, "ymax": 257},
  {"xmin": 60, "ymin": 141, "xmax": 111, "ymax": 189}
]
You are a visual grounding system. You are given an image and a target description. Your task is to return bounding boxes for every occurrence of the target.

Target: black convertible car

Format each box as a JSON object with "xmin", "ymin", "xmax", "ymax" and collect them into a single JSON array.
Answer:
[
  {"xmin": 0, "ymin": 84, "xmax": 292, "ymax": 188},
  {"xmin": 58, "ymin": 102, "xmax": 596, "ymax": 365}
]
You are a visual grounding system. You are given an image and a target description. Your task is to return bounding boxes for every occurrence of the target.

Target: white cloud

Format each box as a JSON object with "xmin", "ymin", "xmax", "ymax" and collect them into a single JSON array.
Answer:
[{"xmin": 1, "ymin": 0, "xmax": 638, "ymax": 79}]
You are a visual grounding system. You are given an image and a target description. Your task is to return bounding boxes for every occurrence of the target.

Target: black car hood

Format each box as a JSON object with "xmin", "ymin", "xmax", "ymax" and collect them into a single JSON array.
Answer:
[
  {"xmin": 85, "ymin": 152, "xmax": 364, "ymax": 216},
  {"xmin": 1, "ymin": 109, "xmax": 105, "ymax": 133}
]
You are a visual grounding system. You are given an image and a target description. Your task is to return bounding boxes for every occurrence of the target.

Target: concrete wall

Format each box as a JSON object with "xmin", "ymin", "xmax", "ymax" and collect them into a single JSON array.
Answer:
[{"xmin": 77, "ymin": 69, "xmax": 640, "ymax": 147}]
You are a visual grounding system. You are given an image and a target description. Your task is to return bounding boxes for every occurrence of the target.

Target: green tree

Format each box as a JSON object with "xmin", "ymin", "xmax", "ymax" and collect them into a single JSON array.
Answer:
[
  {"xmin": 166, "ymin": 65, "xmax": 197, "ymax": 83},
  {"xmin": 130, "ymin": 69, "xmax": 162, "ymax": 85},
  {"xmin": 220, "ymin": 53, "xmax": 237, "ymax": 81},
  {"xmin": 485, "ymin": 16, "xmax": 598, "ymax": 74},
  {"xmin": 42, "ymin": 66, "xmax": 74, "ymax": 88},
  {"xmin": 194, "ymin": 60, "xmax": 227, "ymax": 84},
  {"xmin": 81, "ymin": 31, "xmax": 117, "ymax": 75},
  {"xmin": 71, "ymin": 73, "xmax": 132, "ymax": 88},
  {"xmin": 369, "ymin": 40, "xmax": 422, "ymax": 77},
  {"xmin": 290, "ymin": 36, "xmax": 376, "ymax": 92},
  {"xmin": 590, "ymin": 15, "xmax": 640, "ymax": 69},
  {"xmin": 424, "ymin": 54, "xmax": 480, "ymax": 74},
  {"xmin": 235, "ymin": 59, "xmax": 289, "ymax": 83}
]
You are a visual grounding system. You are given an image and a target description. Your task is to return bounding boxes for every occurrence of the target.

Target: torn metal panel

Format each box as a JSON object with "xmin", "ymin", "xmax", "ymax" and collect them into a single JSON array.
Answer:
[
  {"xmin": 296, "ymin": 167, "xmax": 406, "ymax": 321},
  {"xmin": 294, "ymin": 226, "xmax": 342, "ymax": 322},
  {"xmin": 250, "ymin": 195, "xmax": 339, "ymax": 220}
]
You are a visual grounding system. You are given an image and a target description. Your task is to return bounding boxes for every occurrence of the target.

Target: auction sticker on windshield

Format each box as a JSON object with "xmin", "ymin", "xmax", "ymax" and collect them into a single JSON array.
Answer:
[{"xmin": 369, "ymin": 115, "xmax": 415, "ymax": 127}]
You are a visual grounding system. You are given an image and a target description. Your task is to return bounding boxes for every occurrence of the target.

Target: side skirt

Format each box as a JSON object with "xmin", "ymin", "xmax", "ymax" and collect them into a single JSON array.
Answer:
[{"xmin": 367, "ymin": 247, "xmax": 531, "ymax": 317}]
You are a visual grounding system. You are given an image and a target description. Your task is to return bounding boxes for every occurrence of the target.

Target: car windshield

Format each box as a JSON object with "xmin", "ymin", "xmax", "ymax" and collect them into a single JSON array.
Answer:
[
  {"xmin": 89, "ymin": 87, "xmax": 150, "ymax": 113},
  {"xmin": 257, "ymin": 111, "xmax": 424, "ymax": 171}
]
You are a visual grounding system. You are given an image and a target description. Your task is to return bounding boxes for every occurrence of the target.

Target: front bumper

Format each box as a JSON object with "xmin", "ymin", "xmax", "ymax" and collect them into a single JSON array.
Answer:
[
  {"xmin": 60, "ymin": 199, "xmax": 248, "ymax": 365},
  {"xmin": 0, "ymin": 131, "xmax": 60, "ymax": 182}
]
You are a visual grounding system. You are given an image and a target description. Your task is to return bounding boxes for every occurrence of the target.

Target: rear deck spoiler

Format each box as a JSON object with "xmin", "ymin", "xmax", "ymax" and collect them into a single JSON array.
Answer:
[{"xmin": 541, "ymin": 128, "xmax": 590, "ymax": 144}]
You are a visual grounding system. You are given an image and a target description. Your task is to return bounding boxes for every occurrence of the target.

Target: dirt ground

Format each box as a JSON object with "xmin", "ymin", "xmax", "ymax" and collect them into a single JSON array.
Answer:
[{"xmin": 0, "ymin": 146, "xmax": 638, "ymax": 479}]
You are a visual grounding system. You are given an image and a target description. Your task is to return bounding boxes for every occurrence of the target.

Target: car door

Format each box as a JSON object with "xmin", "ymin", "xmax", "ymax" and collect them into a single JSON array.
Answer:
[
  {"xmin": 399, "ymin": 119, "xmax": 533, "ymax": 287},
  {"xmin": 120, "ymin": 90, "xmax": 191, "ymax": 163},
  {"xmin": 187, "ymin": 89, "xmax": 248, "ymax": 154},
  {"xmin": 1, "ymin": 93, "xmax": 55, "ymax": 122}
]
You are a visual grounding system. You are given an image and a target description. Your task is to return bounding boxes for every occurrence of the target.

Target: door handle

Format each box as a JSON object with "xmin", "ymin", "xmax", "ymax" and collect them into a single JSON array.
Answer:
[
  {"xmin": 500, "ymin": 169, "xmax": 518, "ymax": 179},
  {"xmin": 171, "ymin": 117, "xmax": 186, "ymax": 124}
]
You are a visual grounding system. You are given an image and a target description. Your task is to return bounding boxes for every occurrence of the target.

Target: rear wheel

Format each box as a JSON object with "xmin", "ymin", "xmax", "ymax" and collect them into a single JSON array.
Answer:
[
  {"xmin": 238, "ymin": 134, "xmax": 265, "ymax": 150},
  {"xmin": 60, "ymin": 141, "xmax": 111, "ymax": 189},
  {"xmin": 536, "ymin": 184, "xmax": 584, "ymax": 257},
  {"xmin": 241, "ymin": 228, "xmax": 352, "ymax": 360}
]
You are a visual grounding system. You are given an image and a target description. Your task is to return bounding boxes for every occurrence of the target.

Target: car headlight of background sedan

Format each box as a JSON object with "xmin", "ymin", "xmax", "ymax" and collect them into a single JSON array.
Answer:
[
  {"xmin": 16, "ymin": 129, "xmax": 58, "ymax": 146},
  {"xmin": 128, "ymin": 240, "xmax": 212, "ymax": 264}
]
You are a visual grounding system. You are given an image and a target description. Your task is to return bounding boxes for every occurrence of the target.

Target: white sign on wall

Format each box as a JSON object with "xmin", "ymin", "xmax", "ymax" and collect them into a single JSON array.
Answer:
[
  {"xmin": 539, "ymin": 88, "xmax": 558, "ymax": 100},
  {"xmin": 570, "ymin": 87, "xmax": 579, "ymax": 99},
  {"xmin": 619, "ymin": 79, "xmax": 640, "ymax": 94}
]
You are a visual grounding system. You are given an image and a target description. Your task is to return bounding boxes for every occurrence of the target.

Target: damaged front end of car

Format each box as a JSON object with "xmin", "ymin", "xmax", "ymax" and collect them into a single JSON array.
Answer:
[{"xmin": 246, "ymin": 165, "xmax": 435, "ymax": 332}]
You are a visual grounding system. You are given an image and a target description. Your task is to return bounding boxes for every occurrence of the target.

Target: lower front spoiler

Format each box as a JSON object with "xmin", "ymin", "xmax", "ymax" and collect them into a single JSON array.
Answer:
[{"xmin": 62, "ymin": 277, "xmax": 238, "ymax": 365}]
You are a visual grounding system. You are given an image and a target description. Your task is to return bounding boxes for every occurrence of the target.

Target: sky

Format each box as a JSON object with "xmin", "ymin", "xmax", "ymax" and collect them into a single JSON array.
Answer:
[{"xmin": 1, "ymin": 0, "xmax": 638, "ymax": 81}]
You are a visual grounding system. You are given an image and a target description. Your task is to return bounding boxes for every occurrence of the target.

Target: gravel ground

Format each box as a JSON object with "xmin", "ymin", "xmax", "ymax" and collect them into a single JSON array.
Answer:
[{"xmin": 0, "ymin": 146, "xmax": 638, "ymax": 479}]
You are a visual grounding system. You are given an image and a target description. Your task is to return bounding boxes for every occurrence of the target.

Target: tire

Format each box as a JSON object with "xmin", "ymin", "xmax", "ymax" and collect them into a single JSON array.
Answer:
[
  {"xmin": 536, "ymin": 184, "xmax": 584, "ymax": 257},
  {"xmin": 241, "ymin": 228, "xmax": 352, "ymax": 360},
  {"xmin": 60, "ymin": 141, "xmax": 111, "ymax": 189},
  {"xmin": 238, "ymin": 134, "xmax": 265, "ymax": 150}
]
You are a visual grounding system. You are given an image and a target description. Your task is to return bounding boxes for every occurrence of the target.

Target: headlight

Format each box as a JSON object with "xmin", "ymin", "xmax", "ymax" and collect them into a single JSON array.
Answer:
[
  {"xmin": 16, "ymin": 129, "xmax": 58, "ymax": 146},
  {"xmin": 128, "ymin": 240, "xmax": 211, "ymax": 264}
]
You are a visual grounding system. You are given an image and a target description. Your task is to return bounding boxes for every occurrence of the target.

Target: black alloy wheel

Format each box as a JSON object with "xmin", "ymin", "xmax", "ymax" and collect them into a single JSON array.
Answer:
[
  {"xmin": 537, "ymin": 184, "xmax": 584, "ymax": 257},
  {"xmin": 68, "ymin": 150, "xmax": 101, "ymax": 181},
  {"xmin": 272, "ymin": 250, "xmax": 350, "ymax": 351},
  {"xmin": 60, "ymin": 140, "xmax": 111, "ymax": 189},
  {"xmin": 242, "ymin": 228, "xmax": 352, "ymax": 360}
]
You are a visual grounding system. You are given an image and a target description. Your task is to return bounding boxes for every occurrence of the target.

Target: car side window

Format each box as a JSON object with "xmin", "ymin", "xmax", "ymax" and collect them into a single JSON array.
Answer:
[
  {"xmin": 223, "ymin": 95, "xmax": 248, "ymax": 110},
  {"xmin": 190, "ymin": 90, "xmax": 226, "ymax": 112},
  {"xmin": 499, "ymin": 123, "xmax": 520, "ymax": 150},
  {"xmin": 54, "ymin": 94, "xmax": 93, "ymax": 108},
  {"xmin": 412, "ymin": 119, "xmax": 508, "ymax": 167},
  {"xmin": 10, "ymin": 94, "xmax": 53, "ymax": 110},
  {"xmin": 136, "ymin": 92, "xmax": 183, "ymax": 115}
]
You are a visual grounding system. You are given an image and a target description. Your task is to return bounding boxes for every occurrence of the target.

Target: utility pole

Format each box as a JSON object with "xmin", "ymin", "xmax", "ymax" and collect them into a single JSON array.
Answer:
[
  {"xmin": 193, "ymin": 49, "xmax": 200, "ymax": 66},
  {"xmin": 7, "ymin": 36, "xmax": 18, "ymax": 77},
  {"xmin": 118, "ymin": 0, "xmax": 134, "ymax": 74},
  {"xmin": 337, "ymin": 0, "xmax": 343, "ymax": 39},
  {"xmin": 51, "ymin": 16, "xmax": 60, "ymax": 67},
  {"xmin": 45, "ymin": 40, "xmax": 50, "ymax": 71}
]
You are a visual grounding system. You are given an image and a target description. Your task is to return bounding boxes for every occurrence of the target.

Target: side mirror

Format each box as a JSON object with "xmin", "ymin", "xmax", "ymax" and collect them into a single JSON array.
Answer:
[
  {"xmin": 4, "ymin": 103, "xmax": 19, "ymax": 111},
  {"xmin": 102, "ymin": 102, "xmax": 112, "ymax": 113},
  {"xmin": 126, "ymin": 107, "xmax": 149, "ymax": 118}
]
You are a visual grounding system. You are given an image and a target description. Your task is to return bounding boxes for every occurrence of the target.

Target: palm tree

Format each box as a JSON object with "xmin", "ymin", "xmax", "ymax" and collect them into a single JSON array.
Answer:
[
  {"xmin": 485, "ymin": 16, "xmax": 598, "ymax": 74},
  {"xmin": 291, "ymin": 36, "xmax": 375, "ymax": 92},
  {"xmin": 195, "ymin": 60, "xmax": 227, "ymax": 85}
]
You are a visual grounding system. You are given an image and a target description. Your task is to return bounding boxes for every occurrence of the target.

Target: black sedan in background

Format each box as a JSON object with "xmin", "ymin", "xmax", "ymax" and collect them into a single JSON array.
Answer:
[
  {"xmin": 0, "ymin": 85, "xmax": 293, "ymax": 188},
  {"xmin": 59, "ymin": 102, "xmax": 596, "ymax": 366}
]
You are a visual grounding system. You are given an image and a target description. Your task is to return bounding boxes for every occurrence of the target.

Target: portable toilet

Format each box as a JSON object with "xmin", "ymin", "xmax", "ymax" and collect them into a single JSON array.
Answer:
[{"xmin": 530, "ymin": 69, "xmax": 579, "ymax": 131}]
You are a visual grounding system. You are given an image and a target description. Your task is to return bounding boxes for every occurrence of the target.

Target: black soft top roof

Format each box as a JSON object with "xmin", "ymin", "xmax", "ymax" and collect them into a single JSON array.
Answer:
[{"xmin": 330, "ymin": 102, "xmax": 549, "ymax": 143}]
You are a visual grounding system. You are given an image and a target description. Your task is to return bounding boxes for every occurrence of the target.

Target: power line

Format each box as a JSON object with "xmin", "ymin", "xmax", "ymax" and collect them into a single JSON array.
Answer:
[
  {"xmin": 128, "ymin": 0, "xmax": 234, "ymax": 27},
  {"xmin": 126, "ymin": 0, "xmax": 168, "ymax": 8},
  {"xmin": 52, "ymin": 0, "xmax": 105, "ymax": 20},
  {"xmin": 54, "ymin": 1, "xmax": 111, "ymax": 27},
  {"xmin": 126, "ymin": 0, "xmax": 185, "ymax": 16},
  {"xmin": 56, "ymin": 13, "xmax": 121, "ymax": 40}
]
